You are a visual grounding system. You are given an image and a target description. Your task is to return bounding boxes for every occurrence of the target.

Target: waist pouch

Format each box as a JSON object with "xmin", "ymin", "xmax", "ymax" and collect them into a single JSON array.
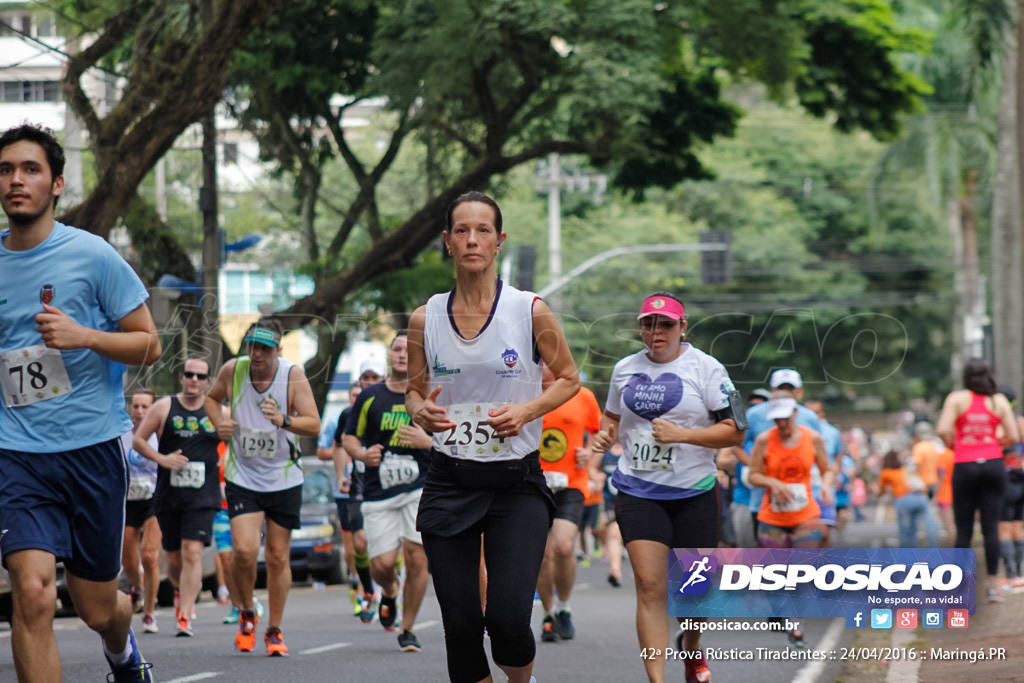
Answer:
[
  {"xmin": 1008, "ymin": 468, "xmax": 1024, "ymax": 484},
  {"xmin": 433, "ymin": 450, "xmax": 541, "ymax": 490}
]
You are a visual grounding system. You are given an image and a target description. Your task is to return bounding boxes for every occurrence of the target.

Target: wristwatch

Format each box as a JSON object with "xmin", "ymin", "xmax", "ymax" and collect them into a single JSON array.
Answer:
[{"xmin": 281, "ymin": 414, "xmax": 292, "ymax": 429}]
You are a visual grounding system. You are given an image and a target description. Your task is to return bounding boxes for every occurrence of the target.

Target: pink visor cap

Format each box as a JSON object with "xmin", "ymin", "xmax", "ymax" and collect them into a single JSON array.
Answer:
[{"xmin": 637, "ymin": 295, "xmax": 685, "ymax": 321}]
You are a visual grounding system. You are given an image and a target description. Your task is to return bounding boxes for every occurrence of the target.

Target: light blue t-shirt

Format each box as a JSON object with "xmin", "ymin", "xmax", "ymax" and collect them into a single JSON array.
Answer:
[
  {"xmin": 819, "ymin": 419, "xmax": 842, "ymax": 463},
  {"xmin": 744, "ymin": 401, "xmax": 822, "ymax": 513},
  {"xmin": 0, "ymin": 223, "xmax": 149, "ymax": 452},
  {"xmin": 318, "ymin": 413, "xmax": 340, "ymax": 451}
]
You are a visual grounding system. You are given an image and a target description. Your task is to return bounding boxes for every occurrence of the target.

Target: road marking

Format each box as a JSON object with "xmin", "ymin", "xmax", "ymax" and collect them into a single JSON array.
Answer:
[
  {"xmin": 885, "ymin": 625, "xmax": 921, "ymax": 683},
  {"xmin": 791, "ymin": 618, "xmax": 844, "ymax": 683},
  {"xmin": 299, "ymin": 642, "xmax": 351, "ymax": 655},
  {"xmin": 413, "ymin": 620, "xmax": 439, "ymax": 630},
  {"xmin": 164, "ymin": 673, "xmax": 220, "ymax": 683}
]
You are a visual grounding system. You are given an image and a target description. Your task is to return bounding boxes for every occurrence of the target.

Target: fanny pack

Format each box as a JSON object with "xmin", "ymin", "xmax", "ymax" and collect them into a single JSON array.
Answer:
[{"xmin": 434, "ymin": 451, "xmax": 540, "ymax": 490}]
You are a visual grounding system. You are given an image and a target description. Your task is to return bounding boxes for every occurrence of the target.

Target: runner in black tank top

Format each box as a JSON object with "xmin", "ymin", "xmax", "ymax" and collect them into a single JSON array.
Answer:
[{"xmin": 133, "ymin": 358, "xmax": 222, "ymax": 637}]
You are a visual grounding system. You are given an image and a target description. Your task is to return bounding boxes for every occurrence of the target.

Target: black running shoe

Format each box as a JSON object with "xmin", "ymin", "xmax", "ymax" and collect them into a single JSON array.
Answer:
[
  {"xmin": 555, "ymin": 609, "xmax": 575, "ymax": 640},
  {"xmin": 397, "ymin": 629, "xmax": 422, "ymax": 652},
  {"xmin": 541, "ymin": 615, "xmax": 559, "ymax": 642},
  {"xmin": 379, "ymin": 595, "xmax": 398, "ymax": 631}
]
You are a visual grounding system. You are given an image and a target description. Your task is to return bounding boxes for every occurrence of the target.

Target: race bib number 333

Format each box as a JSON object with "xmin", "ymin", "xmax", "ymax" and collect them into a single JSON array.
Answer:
[{"xmin": 0, "ymin": 345, "xmax": 73, "ymax": 407}]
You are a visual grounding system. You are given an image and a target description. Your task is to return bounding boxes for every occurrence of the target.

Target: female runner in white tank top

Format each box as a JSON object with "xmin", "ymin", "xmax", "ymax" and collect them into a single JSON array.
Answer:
[{"xmin": 406, "ymin": 192, "xmax": 579, "ymax": 683}]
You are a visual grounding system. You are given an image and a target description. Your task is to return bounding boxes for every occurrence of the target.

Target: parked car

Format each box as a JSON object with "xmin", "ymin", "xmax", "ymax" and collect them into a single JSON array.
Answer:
[
  {"xmin": 0, "ymin": 561, "xmax": 81, "ymax": 621},
  {"xmin": 257, "ymin": 457, "xmax": 345, "ymax": 585}
]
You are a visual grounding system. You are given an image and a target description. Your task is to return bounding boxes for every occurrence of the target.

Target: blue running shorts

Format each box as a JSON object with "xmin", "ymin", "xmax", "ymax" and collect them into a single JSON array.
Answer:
[{"xmin": 0, "ymin": 437, "xmax": 128, "ymax": 582}]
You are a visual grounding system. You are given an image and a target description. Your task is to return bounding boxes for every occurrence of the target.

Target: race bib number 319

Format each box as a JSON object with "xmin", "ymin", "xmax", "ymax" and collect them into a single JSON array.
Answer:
[{"xmin": 0, "ymin": 345, "xmax": 73, "ymax": 407}]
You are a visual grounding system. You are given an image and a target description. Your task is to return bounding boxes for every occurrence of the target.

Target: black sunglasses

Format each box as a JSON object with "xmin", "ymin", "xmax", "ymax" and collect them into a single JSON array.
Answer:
[
  {"xmin": 182, "ymin": 371, "xmax": 209, "ymax": 380},
  {"xmin": 639, "ymin": 318, "xmax": 680, "ymax": 331}
]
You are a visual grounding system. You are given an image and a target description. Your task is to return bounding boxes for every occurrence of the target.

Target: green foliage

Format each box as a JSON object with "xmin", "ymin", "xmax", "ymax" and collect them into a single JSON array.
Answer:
[
  {"xmin": 795, "ymin": 0, "xmax": 932, "ymax": 138},
  {"xmin": 496, "ymin": 99, "xmax": 953, "ymax": 408}
]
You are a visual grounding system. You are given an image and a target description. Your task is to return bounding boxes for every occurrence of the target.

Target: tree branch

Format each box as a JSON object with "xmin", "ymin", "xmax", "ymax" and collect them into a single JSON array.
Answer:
[
  {"xmin": 280, "ymin": 137, "xmax": 593, "ymax": 326},
  {"xmin": 62, "ymin": 4, "xmax": 147, "ymax": 144}
]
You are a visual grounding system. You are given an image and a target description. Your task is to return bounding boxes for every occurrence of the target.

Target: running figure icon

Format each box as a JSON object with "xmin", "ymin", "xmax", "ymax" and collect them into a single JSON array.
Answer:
[{"xmin": 678, "ymin": 557, "xmax": 712, "ymax": 594}]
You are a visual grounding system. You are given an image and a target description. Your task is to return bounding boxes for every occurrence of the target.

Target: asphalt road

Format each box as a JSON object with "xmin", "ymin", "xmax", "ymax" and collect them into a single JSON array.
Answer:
[{"xmin": 0, "ymin": 509, "xmax": 901, "ymax": 682}]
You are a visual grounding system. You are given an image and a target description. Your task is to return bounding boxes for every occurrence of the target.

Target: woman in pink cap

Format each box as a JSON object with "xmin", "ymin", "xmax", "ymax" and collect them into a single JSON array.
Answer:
[{"xmin": 593, "ymin": 291, "xmax": 745, "ymax": 683}]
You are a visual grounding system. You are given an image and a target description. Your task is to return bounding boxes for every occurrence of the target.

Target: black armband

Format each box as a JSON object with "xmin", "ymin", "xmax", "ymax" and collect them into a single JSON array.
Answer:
[{"xmin": 711, "ymin": 390, "xmax": 748, "ymax": 431}]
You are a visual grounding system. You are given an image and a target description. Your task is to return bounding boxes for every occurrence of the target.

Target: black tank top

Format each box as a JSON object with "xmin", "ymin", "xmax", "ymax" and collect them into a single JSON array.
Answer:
[{"xmin": 155, "ymin": 396, "xmax": 222, "ymax": 511}]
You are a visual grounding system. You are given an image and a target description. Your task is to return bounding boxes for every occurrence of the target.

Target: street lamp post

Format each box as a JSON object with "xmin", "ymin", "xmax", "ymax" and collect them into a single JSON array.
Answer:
[{"xmin": 535, "ymin": 154, "xmax": 608, "ymax": 314}]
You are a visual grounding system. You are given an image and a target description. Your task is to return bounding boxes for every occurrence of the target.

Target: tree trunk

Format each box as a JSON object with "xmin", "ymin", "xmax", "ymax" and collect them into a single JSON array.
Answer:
[
  {"xmin": 948, "ymin": 191, "xmax": 967, "ymax": 386},
  {"xmin": 304, "ymin": 322, "xmax": 349, "ymax": 416},
  {"xmin": 961, "ymin": 171, "xmax": 982, "ymax": 362},
  {"xmin": 59, "ymin": 0, "xmax": 283, "ymax": 239},
  {"xmin": 993, "ymin": 24, "xmax": 1023, "ymax": 398}
]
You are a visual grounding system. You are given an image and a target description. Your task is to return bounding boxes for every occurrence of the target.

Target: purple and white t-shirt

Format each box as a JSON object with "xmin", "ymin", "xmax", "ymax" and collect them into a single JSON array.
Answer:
[{"xmin": 606, "ymin": 343, "xmax": 734, "ymax": 500}]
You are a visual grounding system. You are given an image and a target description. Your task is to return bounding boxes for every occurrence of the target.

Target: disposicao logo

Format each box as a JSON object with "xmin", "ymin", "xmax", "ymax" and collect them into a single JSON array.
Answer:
[
  {"xmin": 677, "ymin": 554, "xmax": 718, "ymax": 596},
  {"xmin": 667, "ymin": 548, "xmax": 976, "ymax": 619}
]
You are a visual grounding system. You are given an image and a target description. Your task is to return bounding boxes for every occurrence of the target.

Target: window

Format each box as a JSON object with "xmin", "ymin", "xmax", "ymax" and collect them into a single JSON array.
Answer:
[
  {"xmin": 222, "ymin": 142, "xmax": 238, "ymax": 165},
  {"xmin": 0, "ymin": 81, "xmax": 63, "ymax": 103},
  {"xmin": 0, "ymin": 13, "xmax": 30, "ymax": 36},
  {"xmin": 35, "ymin": 17, "xmax": 55, "ymax": 37}
]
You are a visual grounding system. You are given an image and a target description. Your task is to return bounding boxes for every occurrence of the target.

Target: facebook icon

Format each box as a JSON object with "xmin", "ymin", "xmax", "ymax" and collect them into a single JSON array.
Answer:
[{"xmin": 846, "ymin": 611, "xmax": 865, "ymax": 629}]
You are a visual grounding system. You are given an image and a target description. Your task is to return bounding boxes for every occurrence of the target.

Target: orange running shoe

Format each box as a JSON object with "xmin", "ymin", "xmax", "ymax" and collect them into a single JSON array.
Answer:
[
  {"xmin": 175, "ymin": 614, "xmax": 193, "ymax": 638},
  {"xmin": 685, "ymin": 649, "xmax": 711, "ymax": 683},
  {"xmin": 235, "ymin": 610, "xmax": 258, "ymax": 652},
  {"xmin": 265, "ymin": 626, "xmax": 289, "ymax": 657}
]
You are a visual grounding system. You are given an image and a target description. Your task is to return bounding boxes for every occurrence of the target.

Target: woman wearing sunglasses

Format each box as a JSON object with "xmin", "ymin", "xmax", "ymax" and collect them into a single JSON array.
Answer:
[{"xmin": 592, "ymin": 292, "xmax": 745, "ymax": 683}]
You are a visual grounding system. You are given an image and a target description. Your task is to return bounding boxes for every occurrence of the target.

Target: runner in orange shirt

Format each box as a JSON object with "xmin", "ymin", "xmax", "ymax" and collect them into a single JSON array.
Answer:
[
  {"xmin": 911, "ymin": 422, "xmax": 941, "ymax": 499},
  {"xmin": 934, "ymin": 445, "xmax": 955, "ymax": 542},
  {"xmin": 537, "ymin": 364, "xmax": 602, "ymax": 643}
]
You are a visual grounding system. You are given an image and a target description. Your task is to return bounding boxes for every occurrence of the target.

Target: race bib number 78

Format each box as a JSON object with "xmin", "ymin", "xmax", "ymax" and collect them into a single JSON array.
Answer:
[{"xmin": 0, "ymin": 345, "xmax": 73, "ymax": 407}]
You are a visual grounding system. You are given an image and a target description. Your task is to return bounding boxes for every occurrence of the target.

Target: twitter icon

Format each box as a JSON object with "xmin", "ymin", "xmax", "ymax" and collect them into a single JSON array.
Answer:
[{"xmin": 871, "ymin": 609, "xmax": 892, "ymax": 629}]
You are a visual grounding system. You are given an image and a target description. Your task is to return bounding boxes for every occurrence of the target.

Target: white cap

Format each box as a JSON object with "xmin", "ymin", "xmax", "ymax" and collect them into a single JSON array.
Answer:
[
  {"xmin": 769, "ymin": 368, "xmax": 803, "ymax": 389},
  {"xmin": 766, "ymin": 397, "xmax": 798, "ymax": 421},
  {"xmin": 358, "ymin": 359, "xmax": 386, "ymax": 377}
]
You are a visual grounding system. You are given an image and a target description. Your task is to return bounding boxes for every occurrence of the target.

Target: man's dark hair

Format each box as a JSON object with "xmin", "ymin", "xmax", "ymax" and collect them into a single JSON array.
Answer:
[
  {"xmin": 390, "ymin": 331, "xmax": 408, "ymax": 348},
  {"xmin": 129, "ymin": 387, "xmax": 155, "ymax": 400},
  {"xmin": 963, "ymin": 357, "xmax": 997, "ymax": 396},
  {"xmin": 0, "ymin": 124, "xmax": 65, "ymax": 179},
  {"xmin": 446, "ymin": 191, "xmax": 502, "ymax": 232},
  {"xmin": 182, "ymin": 356, "xmax": 211, "ymax": 375}
]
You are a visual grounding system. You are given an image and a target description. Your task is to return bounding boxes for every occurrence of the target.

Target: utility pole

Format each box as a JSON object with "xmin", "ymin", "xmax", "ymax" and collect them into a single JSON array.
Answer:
[
  {"xmin": 546, "ymin": 153, "xmax": 563, "ymax": 314},
  {"xmin": 199, "ymin": 0, "xmax": 221, "ymax": 366},
  {"xmin": 535, "ymin": 154, "xmax": 608, "ymax": 314}
]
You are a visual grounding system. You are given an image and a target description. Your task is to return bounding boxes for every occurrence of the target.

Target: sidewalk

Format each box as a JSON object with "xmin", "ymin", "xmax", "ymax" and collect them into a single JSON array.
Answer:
[
  {"xmin": 915, "ymin": 580, "xmax": 1024, "ymax": 682},
  {"xmin": 840, "ymin": 576, "xmax": 1024, "ymax": 682}
]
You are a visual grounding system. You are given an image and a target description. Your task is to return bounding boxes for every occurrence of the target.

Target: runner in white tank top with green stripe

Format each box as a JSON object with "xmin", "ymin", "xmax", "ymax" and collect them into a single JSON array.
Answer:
[{"xmin": 205, "ymin": 319, "xmax": 321, "ymax": 657}]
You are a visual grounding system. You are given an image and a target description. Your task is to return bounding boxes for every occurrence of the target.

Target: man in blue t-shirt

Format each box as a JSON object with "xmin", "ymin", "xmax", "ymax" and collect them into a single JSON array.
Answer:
[{"xmin": 0, "ymin": 124, "xmax": 162, "ymax": 682}]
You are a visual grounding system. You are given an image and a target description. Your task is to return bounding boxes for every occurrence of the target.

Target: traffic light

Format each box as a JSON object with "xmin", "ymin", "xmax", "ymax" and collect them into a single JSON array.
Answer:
[
  {"xmin": 517, "ymin": 245, "xmax": 536, "ymax": 291},
  {"xmin": 700, "ymin": 230, "xmax": 732, "ymax": 285}
]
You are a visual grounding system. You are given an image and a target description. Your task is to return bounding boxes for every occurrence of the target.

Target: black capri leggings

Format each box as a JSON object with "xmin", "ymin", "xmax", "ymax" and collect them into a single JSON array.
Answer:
[
  {"xmin": 952, "ymin": 457, "xmax": 1006, "ymax": 576},
  {"xmin": 422, "ymin": 490, "xmax": 550, "ymax": 683}
]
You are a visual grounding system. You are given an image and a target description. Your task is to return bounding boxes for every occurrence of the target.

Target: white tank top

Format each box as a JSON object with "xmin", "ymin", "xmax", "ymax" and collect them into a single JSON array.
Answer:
[
  {"xmin": 225, "ymin": 356, "xmax": 303, "ymax": 491},
  {"xmin": 423, "ymin": 281, "xmax": 542, "ymax": 462}
]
